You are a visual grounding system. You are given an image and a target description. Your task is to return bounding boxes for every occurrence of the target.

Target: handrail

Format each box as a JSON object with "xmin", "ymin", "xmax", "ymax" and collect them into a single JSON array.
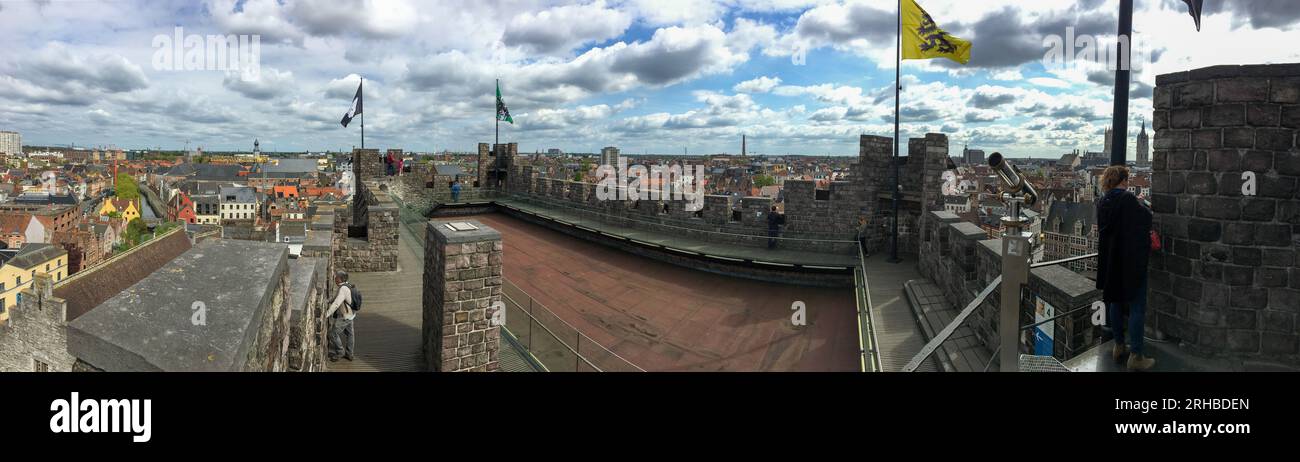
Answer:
[
  {"xmin": 501, "ymin": 280, "xmax": 647, "ymax": 372},
  {"xmin": 903, "ymin": 252, "xmax": 1100, "ymax": 372},
  {"xmin": 855, "ymin": 241, "xmax": 881, "ymax": 372},
  {"xmin": 903, "ymin": 275, "xmax": 1001, "ymax": 372},
  {"xmin": 1031, "ymin": 253, "xmax": 1099, "ymax": 268},
  {"xmin": 500, "ymin": 290, "xmax": 603, "ymax": 372}
]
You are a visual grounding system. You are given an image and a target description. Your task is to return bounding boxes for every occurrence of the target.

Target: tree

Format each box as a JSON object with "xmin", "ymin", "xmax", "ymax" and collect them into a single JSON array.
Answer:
[
  {"xmin": 753, "ymin": 174, "xmax": 777, "ymax": 188},
  {"xmin": 125, "ymin": 218, "xmax": 148, "ymax": 246},
  {"xmin": 115, "ymin": 173, "xmax": 140, "ymax": 201}
]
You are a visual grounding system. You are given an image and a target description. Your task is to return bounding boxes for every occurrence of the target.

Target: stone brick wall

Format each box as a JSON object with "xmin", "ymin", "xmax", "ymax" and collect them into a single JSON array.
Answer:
[
  {"xmin": 0, "ymin": 275, "xmax": 76, "ymax": 372},
  {"xmin": 287, "ymin": 257, "xmax": 329, "ymax": 372},
  {"xmin": 244, "ymin": 252, "xmax": 292, "ymax": 372},
  {"xmin": 353, "ymin": 148, "xmax": 382, "ymax": 183},
  {"xmin": 1149, "ymin": 64, "xmax": 1300, "ymax": 362},
  {"xmin": 477, "ymin": 143, "xmax": 490, "ymax": 187},
  {"xmin": 423, "ymin": 219, "xmax": 503, "ymax": 372},
  {"xmin": 369, "ymin": 134, "xmax": 949, "ymax": 257},
  {"xmin": 502, "ymin": 207, "xmax": 854, "ymax": 287},
  {"xmin": 498, "ymin": 135, "xmax": 943, "ymax": 254},
  {"xmin": 333, "ymin": 179, "xmax": 399, "ymax": 272},
  {"xmin": 918, "ymin": 210, "xmax": 1104, "ymax": 362}
]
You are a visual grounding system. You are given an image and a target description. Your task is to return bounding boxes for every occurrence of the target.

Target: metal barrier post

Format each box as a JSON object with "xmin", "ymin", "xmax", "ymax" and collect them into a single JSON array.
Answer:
[{"xmin": 999, "ymin": 196, "xmax": 1032, "ymax": 372}]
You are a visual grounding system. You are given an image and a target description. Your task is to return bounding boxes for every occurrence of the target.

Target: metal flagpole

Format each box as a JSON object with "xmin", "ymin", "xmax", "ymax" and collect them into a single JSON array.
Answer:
[
  {"xmin": 1109, "ymin": 0, "xmax": 1133, "ymax": 166},
  {"xmin": 888, "ymin": 0, "xmax": 902, "ymax": 264},
  {"xmin": 360, "ymin": 77, "xmax": 365, "ymax": 150},
  {"xmin": 496, "ymin": 79, "xmax": 500, "ymax": 146}
]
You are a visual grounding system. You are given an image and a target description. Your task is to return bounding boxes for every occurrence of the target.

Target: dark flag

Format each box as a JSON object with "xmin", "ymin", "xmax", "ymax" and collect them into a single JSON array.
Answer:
[
  {"xmin": 496, "ymin": 81, "xmax": 513, "ymax": 124},
  {"xmin": 1183, "ymin": 0, "xmax": 1204, "ymax": 31},
  {"xmin": 340, "ymin": 81, "xmax": 362, "ymax": 127}
]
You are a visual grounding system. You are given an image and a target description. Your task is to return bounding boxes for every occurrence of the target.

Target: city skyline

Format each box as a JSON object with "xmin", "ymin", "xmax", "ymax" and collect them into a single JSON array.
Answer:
[{"xmin": 2, "ymin": 0, "xmax": 1299, "ymax": 157}]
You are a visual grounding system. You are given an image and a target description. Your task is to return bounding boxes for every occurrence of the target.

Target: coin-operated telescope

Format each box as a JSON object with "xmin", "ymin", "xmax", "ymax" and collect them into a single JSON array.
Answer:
[
  {"xmin": 989, "ymin": 152, "xmax": 1038, "ymax": 209},
  {"xmin": 987, "ymin": 152, "xmax": 1038, "ymax": 372}
]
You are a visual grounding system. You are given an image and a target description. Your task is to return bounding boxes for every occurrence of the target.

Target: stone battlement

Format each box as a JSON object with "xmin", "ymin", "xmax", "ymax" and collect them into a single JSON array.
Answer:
[
  {"xmin": 1149, "ymin": 63, "xmax": 1300, "ymax": 362},
  {"xmin": 918, "ymin": 210, "xmax": 1104, "ymax": 362},
  {"xmin": 332, "ymin": 176, "xmax": 399, "ymax": 272}
]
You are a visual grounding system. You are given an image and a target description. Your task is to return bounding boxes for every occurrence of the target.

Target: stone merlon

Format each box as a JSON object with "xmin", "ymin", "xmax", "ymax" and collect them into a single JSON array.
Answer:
[{"xmin": 67, "ymin": 240, "xmax": 290, "ymax": 372}]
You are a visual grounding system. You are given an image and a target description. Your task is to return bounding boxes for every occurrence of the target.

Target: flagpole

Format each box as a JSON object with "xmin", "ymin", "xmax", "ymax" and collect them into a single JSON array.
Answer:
[
  {"xmin": 1109, "ymin": 0, "xmax": 1133, "ymax": 166},
  {"xmin": 495, "ymin": 79, "xmax": 500, "ymax": 146},
  {"xmin": 888, "ymin": 0, "xmax": 902, "ymax": 264},
  {"xmin": 360, "ymin": 77, "xmax": 365, "ymax": 150}
]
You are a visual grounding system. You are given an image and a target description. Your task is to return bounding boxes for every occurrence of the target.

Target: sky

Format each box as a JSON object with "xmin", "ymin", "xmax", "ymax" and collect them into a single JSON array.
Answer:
[{"xmin": 1, "ymin": 0, "xmax": 1299, "ymax": 157}]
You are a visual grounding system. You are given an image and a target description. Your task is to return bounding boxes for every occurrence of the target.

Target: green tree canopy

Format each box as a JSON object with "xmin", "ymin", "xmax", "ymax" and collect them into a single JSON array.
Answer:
[
  {"xmin": 115, "ymin": 173, "xmax": 140, "ymax": 201},
  {"xmin": 753, "ymin": 174, "xmax": 777, "ymax": 188},
  {"xmin": 125, "ymin": 218, "xmax": 148, "ymax": 245}
]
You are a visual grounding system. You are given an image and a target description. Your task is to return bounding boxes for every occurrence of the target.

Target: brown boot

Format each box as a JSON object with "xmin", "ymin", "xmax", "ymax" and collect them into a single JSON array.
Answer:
[
  {"xmin": 1112, "ymin": 343, "xmax": 1128, "ymax": 363},
  {"xmin": 1127, "ymin": 353, "xmax": 1156, "ymax": 371}
]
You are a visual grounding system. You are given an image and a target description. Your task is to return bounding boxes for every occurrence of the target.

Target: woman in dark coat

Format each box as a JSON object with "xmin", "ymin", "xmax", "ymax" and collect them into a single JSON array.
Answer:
[{"xmin": 1096, "ymin": 165, "xmax": 1155, "ymax": 370}]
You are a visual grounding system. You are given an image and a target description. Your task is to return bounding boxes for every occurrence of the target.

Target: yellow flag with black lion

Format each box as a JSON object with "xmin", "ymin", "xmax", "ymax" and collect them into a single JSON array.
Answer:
[{"xmin": 901, "ymin": 0, "xmax": 971, "ymax": 65}]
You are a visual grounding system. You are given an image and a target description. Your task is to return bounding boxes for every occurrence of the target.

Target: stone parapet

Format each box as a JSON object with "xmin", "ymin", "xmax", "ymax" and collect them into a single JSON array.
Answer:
[
  {"xmin": 423, "ymin": 219, "xmax": 503, "ymax": 372},
  {"xmin": 918, "ymin": 210, "xmax": 1104, "ymax": 364},
  {"xmin": 1150, "ymin": 63, "xmax": 1300, "ymax": 362}
]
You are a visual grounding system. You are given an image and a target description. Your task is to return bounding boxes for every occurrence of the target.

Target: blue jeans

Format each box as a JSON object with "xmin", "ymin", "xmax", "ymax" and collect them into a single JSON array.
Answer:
[
  {"xmin": 451, "ymin": 191, "xmax": 460, "ymax": 203},
  {"xmin": 767, "ymin": 228, "xmax": 779, "ymax": 249},
  {"xmin": 1108, "ymin": 276, "xmax": 1149, "ymax": 355}
]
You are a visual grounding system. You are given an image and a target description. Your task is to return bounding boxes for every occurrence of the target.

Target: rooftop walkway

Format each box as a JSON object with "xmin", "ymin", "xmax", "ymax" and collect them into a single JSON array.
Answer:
[
  {"xmin": 860, "ymin": 254, "xmax": 940, "ymax": 372},
  {"xmin": 327, "ymin": 220, "xmax": 537, "ymax": 372},
  {"xmin": 903, "ymin": 279, "xmax": 991, "ymax": 372},
  {"xmin": 491, "ymin": 198, "xmax": 859, "ymax": 269}
]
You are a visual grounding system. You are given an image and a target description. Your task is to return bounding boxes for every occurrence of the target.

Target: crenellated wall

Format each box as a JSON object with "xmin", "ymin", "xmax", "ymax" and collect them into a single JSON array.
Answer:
[
  {"xmin": 919, "ymin": 210, "xmax": 1104, "ymax": 362},
  {"xmin": 380, "ymin": 135, "xmax": 950, "ymax": 256},
  {"xmin": 333, "ymin": 178, "xmax": 399, "ymax": 272},
  {"xmin": 1149, "ymin": 63, "xmax": 1300, "ymax": 362}
]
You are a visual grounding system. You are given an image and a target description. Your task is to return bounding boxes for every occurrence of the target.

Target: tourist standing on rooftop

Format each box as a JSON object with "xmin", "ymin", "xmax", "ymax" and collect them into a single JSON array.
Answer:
[
  {"xmin": 451, "ymin": 180, "xmax": 462, "ymax": 203},
  {"xmin": 326, "ymin": 270, "xmax": 357, "ymax": 362},
  {"xmin": 766, "ymin": 205, "xmax": 785, "ymax": 250},
  {"xmin": 1096, "ymin": 166, "xmax": 1155, "ymax": 371}
]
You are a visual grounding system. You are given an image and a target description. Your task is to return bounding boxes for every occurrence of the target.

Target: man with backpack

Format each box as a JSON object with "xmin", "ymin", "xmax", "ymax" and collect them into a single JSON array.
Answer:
[{"xmin": 326, "ymin": 270, "xmax": 360, "ymax": 362}]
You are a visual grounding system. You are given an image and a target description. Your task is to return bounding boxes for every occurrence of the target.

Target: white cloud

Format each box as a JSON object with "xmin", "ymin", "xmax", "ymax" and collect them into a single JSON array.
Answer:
[
  {"xmin": 223, "ymin": 67, "xmax": 295, "ymax": 100},
  {"xmin": 1028, "ymin": 77, "xmax": 1071, "ymax": 89},
  {"xmin": 733, "ymin": 76, "xmax": 782, "ymax": 93},
  {"xmin": 502, "ymin": 1, "xmax": 631, "ymax": 55}
]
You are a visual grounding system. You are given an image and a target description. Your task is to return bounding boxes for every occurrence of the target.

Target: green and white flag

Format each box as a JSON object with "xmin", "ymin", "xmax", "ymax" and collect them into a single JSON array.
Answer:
[{"xmin": 496, "ymin": 81, "xmax": 513, "ymax": 124}]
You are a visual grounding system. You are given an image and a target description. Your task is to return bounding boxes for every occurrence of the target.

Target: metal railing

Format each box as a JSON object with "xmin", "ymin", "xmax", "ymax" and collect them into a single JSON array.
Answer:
[
  {"xmin": 903, "ymin": 253, "xmax": 1099, "ymax": 372},
  {"xmin": 393, "ymin": 193, "xmax": 644, "ymax": 372},
  {"xmin": 500, "ymin": 281, "xmax": 645, "ymax": 372}
]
